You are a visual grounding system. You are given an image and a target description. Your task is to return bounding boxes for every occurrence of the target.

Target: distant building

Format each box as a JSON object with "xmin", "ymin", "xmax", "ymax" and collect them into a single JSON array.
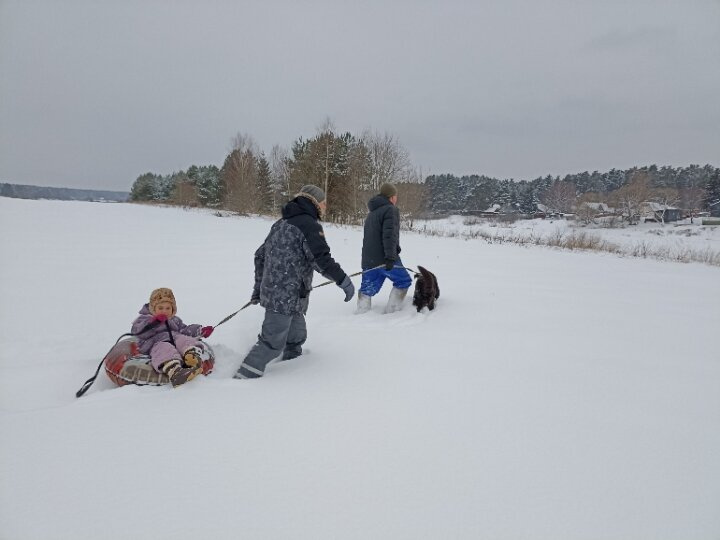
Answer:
[
  {"xmin": 711, "ymin": 201, "xmax": 720, "ymax": 218},
  {"xmin": 533, "ymin": 203, "xmax": 565, "ymax": 219},
  {"xmin": 464, "ymin": 203, "xmax": 502, "ymax": 217},
  {"xmin": 499, "ymin": 203, "xmax": 522, "ymax": 215},
  {"xmin": 581, "ymin": 202, "xmax": 614, "ymax": 214},
  {"xmin": 640, "ymin": 202, "xmax": 681, "ymax": 222}
]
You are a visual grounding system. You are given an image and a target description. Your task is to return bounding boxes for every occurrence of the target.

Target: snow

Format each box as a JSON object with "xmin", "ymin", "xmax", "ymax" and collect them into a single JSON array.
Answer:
[
  {"xmin": 1, "ymin": 197, "xmax": 719, "ymax": 539},
  {"xmin": 413, "ymin": 215, "xmax": 720, "ymax": 263}
]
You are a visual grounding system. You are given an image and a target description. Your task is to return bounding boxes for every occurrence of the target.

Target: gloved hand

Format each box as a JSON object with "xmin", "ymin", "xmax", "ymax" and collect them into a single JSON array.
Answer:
[
  {"xmin": 250, "ymin": 292, "xmax": 260, "ymax": 305},
  {"xmin": 153, "ymin": 314, "xmax": 168, "ymax": 323},
  {"xmin": 338, "ymin": 275, "xmax": 355, "ymax": 302},
  {"xmin": 384, "ymin": 259, "xmax": 395, "ymax": 271},
  {"xmin": 200, "ymin": 326, "xmax": 214, "ymax": 338}
]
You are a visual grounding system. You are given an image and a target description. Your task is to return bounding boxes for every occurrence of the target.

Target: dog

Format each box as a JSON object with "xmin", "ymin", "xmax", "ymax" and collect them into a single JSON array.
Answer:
[{"xmin": 412, "ymin": 265, "xmax": 440, "ymax": 312}]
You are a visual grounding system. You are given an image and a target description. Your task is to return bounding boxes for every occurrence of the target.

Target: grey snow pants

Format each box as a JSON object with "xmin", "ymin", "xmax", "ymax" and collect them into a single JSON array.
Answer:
[{"xmin": 234, "ymin": 308, "xmax": 307, "ymax": 379}]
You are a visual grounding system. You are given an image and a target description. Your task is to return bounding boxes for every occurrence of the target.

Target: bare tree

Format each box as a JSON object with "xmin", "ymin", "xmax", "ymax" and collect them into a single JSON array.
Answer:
[
  {"xmin": 395, "ymin": 181, "xmax": 427, "ymax": 226},
  {"xmin": 680, "ymin": 186, "xmax": 705, "ymax": 222},
  {"xmin": 346, "ymin": 138, "xmax": 372, "ymax": 222},
  {"xmin": 269, "ymin": 144, "xmax": 290, "ymax": 213},
  {"xmin": 540, "ymin": 180, "xmax": 577, "ymax": 213},
  {"xmin": 649, "ymin": 187, "xmax": 680, "ymax": 224},
  {"xmin": 363, "ymin": 130, "xmax": 413, "ymax": 190},
  {"xmin": 316, "ymin": 118, "xmax": 337, "ymax": 209},
  {"xmin": 222, "ymin": 132, "xmax": 259, "ymax": 213},
  {"xmin": 230, "ymin": 132, "xmax": 257, "ymax": 155},
  {"xmin": 575, "ymin": 193, "xmax": 602, "ymax": 224},
  {"xmin": 610, "ymin": 172, "xmax": 651, "ymax": 225},
  {"xmin": 171, "ymin": 181, "xmax": 198, "ymax": 208}
]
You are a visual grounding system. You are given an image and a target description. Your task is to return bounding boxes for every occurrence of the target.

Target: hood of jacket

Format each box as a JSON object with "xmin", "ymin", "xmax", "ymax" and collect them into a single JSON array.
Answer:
[
  {"xmin": 282, "ymin": 196, "xmax": 320, "ymax": 221},
  {"xmin": 367, "ymin": 194, "xmax": 392, "ymax": 212}
]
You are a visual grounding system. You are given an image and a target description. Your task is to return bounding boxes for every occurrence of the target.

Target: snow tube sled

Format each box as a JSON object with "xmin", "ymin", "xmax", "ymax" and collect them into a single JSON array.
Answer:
[{"xmin": 104, "ymin": 336, "xmax": 215, "ymax": 386}]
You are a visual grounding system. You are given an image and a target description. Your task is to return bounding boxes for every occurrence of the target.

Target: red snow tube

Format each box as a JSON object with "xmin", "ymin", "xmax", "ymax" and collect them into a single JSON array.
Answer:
[{"xmin": 104, "ymin": 336, "xmax": 215, "ymax": 386}]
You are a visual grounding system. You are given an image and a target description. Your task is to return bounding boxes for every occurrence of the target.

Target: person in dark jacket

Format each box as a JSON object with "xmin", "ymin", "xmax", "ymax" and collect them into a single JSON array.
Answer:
[
  {"xmin": 358, "ymin": 183, "xmax": 412, "ymax": 313},
  {"xmin": 234, "ymin": 185, "xmax": 355, "ymax": 379}
]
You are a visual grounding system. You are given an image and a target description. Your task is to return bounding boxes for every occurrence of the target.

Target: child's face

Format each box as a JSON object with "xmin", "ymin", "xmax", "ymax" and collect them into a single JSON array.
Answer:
[{"xmin": 153, "ymin": 301, "xmax": 174, "ymax": 317}]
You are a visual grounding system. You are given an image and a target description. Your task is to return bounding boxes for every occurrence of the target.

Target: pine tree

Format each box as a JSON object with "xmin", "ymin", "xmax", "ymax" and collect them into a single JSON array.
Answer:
[
  {"xmin": 130, "ymin": 173, "xmax": 161, "ymax": 201},
  {"xmin": 705, "ymin": 169, "xmax": 720, "ymax": 213},
  {"xmin": 188, "ymin": 165, "xmax": 222, "ymax": 207},
  {"xmin": 154, "ymin": 173, "xmax": 178, "ymax": 201},
  {"xmin": 518, "ymin": 183, "xmax": 539, "ymax": 214},
  {"xmin": 287, "ymin": 130, "xmax": 359, "ymax": 220},
  {"xmin": 424, "ymin": 174, "xmax": 462, "ymax": 214},
  {"xmin": 495, "ymin": 180, "xmax": 511, "ymax": 206},
  {"xmin": 256, "ymin": 154, "xmax": 273, "ymax": 214}
]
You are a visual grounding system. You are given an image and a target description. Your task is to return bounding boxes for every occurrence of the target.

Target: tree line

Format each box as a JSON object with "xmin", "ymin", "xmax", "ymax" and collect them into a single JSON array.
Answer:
[
  {"xmin": 130, "ymin": 124, "xmax": 720, "ymax": 222},
  {"xmin": 424, "ymin": 164, "xmax": 720, "ymax": 220},
  {"xmin": 130, "ymin": 123, "xmax": 424, "ymax": 223}
]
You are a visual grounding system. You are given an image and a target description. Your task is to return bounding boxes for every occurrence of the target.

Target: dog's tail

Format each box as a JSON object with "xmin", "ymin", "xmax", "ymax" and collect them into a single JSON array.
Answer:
[{"xmin": 417, "ymin": 265, "xmax": 440, "ymax": 299}]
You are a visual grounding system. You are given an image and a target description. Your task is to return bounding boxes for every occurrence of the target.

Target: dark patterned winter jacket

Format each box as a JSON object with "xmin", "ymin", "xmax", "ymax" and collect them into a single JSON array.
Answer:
[
  {"xmin": 131, "ymin": 304, "xmax": 202, "ymax": 354},
  {"xmin": 361, "ymin": 194, "xmax": 401, "ymax": 269},
  {"xmin": 253, "ymin": 196, "xmax": 348, "ymax": 315}
]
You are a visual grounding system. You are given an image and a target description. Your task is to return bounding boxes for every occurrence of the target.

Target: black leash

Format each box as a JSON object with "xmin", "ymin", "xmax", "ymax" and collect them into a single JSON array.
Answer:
[
  {"xmin": 311, "ymin": 264, "xmax": 387, "ymax": 289},
  {"xmin": 395, "ymin": 265, "xmax": 420, "ymax": 277},
  {"xmin": 75, "ymin": 331, "xmax": 136, "ymax": 398},
  {"xmin": 205, "ymin": 265, "xmax": 387, "ymax": 326},
  {"xmin": 75, "ymin": 318, "xmax": 166, "ymax": 398}
]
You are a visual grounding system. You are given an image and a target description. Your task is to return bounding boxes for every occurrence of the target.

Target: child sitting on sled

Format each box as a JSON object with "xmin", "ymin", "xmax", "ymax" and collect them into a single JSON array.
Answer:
[{"xmin": 131, "ymin": 287, "xmax": 214, "ymax": 387}]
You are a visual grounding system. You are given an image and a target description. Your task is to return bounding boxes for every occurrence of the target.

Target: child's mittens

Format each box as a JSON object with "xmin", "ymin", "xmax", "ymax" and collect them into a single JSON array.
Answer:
[
  {"xmin": 200, "ymin": 326, "xmax": 214, "ymax": 338},
  {"xmin": 153, "ymin": 314, "xmax": 168, "ymax": 323}
]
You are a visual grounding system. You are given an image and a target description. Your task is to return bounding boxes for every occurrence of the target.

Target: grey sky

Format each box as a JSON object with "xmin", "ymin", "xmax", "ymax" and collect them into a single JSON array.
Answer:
[{"xmin": 1, "ymin": 0, "xmax": 719, "ymax": 191}]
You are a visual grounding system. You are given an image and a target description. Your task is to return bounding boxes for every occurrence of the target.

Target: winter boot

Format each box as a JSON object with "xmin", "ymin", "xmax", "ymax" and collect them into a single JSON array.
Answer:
[
  {"xmin": 356, "ymin": 292, "xmax": 372, "ymax": 314},
  {"xmin": 384, "ymin": 287, "xmax": 408, "ymax": 314},
  {"xmin": 281, "ymin": 347, "xmax": 302, "ymax": 361},
  {"xmin": 162, "ymin": 359, "xmax": 199, "ymax": 388},
  {"xmin": 182, "ymin": 347, "xmax": 204, "ymax": 372}
]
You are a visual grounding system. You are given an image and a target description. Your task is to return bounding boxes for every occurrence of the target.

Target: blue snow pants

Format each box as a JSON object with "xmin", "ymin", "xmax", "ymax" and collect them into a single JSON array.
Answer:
[{"xmin": 359, "ymin": 261, "xmax": 412, "ymax": 297}]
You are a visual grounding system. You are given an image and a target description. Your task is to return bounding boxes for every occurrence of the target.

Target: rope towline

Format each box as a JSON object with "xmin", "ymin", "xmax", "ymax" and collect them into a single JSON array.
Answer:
[
  {"xmin": 212, "ymin": 301, "xmax": 253, "ymax": 328},
  {"xmin": 310, "ymin": 263, "xmax": 412, "ymax": 289}
]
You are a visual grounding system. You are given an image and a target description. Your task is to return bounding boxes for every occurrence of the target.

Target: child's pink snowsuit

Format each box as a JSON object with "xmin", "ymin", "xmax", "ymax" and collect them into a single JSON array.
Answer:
[{"xmin": 131, "ymin": 304, "xmax": 203, "ymax": 372}]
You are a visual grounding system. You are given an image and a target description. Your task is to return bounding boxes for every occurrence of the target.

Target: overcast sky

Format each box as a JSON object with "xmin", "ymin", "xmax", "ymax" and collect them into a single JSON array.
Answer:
[{"xmin": 1, "ymin": 0, "xmax": 719, "ymax": 191}]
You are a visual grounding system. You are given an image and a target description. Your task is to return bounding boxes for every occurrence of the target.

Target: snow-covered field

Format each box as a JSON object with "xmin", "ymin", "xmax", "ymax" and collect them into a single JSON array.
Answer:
[
  {"xmin": 1, "ymin": 196, "xmax": 719, "ymax": 540},
  {"xmin": 413, "ymin": 215, "xmax": 720, "ymax": 266}
]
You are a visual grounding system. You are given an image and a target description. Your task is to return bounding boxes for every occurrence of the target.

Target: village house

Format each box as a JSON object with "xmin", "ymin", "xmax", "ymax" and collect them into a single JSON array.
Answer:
[{"xmin": 639, "ymin": 201, "xmax": 682, "ymax": 223}]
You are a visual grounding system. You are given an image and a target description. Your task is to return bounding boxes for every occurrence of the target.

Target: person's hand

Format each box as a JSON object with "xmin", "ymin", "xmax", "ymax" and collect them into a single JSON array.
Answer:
[
  {"xmin": 338, "ymin": 275, "xmax": 355, "ymax": 302},
  {"xmin": 200, "ymin": 326, "xmax": 214, "ymax": 338},
  {"xmin": 250, "ymin": 292, "xmax": 260, "ymax": 305},
  {"xmin": 384, "ymin": 259, "xmax": 395, "ymax": 271},
  {"xmin": 153, "ymin": 313, "xmax": 168, "ymax": 323}
]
